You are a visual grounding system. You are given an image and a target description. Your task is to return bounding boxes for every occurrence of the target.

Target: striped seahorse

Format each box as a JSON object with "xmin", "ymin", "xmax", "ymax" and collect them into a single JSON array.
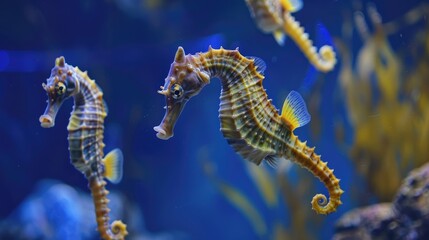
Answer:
[
  {"xmin": 154, "ymin": 47, "xmax": 343, "ymax": 214},
  {"xmin": 245, "ymin": 0, "xmax": 336, "ymax": 72},
  {"xmin": 39, "ymin": 57, "xmax": 128, "ymax": 239}
]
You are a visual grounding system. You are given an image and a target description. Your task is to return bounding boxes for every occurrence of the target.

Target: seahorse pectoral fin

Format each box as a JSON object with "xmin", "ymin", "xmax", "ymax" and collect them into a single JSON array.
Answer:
[
  {"xmin": 280, "ymin": 90, "xmax": 311, "ymax": 130},
  {"xmin": 280, "ymin": 0, "xmax": 303, "ymax": 13},
  {"xmin": 103, "ymin": 148, "xmax": 124, "ymax": 184},
  {"xmin": 273, "ymin": 30, "xmax": 286, "ymax": 46}
]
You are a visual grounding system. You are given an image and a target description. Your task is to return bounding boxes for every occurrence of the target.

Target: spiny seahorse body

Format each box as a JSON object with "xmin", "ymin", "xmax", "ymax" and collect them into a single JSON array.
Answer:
[
  {"xmin": 155, "ymin": 47, "xmax": 343, "ymax": 214},
  {"xmin": 39, "ymin": 57, "xmax": 128, "ymax": 239}
]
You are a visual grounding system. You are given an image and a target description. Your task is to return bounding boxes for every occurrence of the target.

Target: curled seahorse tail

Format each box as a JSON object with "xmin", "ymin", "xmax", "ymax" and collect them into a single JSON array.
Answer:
[
  {"xmin": 310, "ymin": 173, "xmax": 343, "ymax": 214},
  {"xmin": 318, "ymin": 45, "xmax": 337, "ymax": 71},
  {"xmin": 90, "ymin": 177, "xmax": 128, "ymax": 240},
  {"xmin": 288, "ymin": 136, "xmax": 344, "ymax": 214},
  {"xmin": 311, "ymin": 192, "xmax": 341, "ymax": 215},
  {"xmin": 111, "ymin": 221, "xmax": 128, "ymax": 238},
  {"xmin": 282, "ymin": 12, "xmax": 337, "ymax": 72}
]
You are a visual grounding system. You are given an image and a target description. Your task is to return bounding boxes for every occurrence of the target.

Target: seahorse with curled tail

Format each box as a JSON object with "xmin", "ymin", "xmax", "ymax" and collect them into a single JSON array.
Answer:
[
  {"xmin": 39, "ymin": 57, "xmax": 128, "ymax": 239},
  {"xmin": 245, "ymin": 0, "xmax": 336, "ymax": 72},
  {"xmin": 154, "ymin": 47, "xmax": 343, "ymax": 214}
]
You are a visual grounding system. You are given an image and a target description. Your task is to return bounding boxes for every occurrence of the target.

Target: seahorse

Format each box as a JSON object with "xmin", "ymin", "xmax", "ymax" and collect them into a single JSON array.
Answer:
[
  {"xmin": 39, "ymin": 57, "xmax": 128, "ymax": 239},
  {"xmin": 244, "ymin": 0, "xmax": 336, "ymax": 72},
  {"xmin": 154, "ymin": 47, "xmax": 343, "ymax": 214}
]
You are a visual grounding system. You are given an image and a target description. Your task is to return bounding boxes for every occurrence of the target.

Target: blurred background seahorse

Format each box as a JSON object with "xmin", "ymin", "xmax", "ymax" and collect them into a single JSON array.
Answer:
[{"xmin": 245, "ymin": 0, "xmax": 337, "ymax": 72}]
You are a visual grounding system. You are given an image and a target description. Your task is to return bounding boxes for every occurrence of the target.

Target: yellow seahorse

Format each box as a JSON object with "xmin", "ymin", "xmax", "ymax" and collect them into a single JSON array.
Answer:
[
  {"xmin": 154, "ymin": 47, "xmax": 343, "ymax": 214},
  {"xmin": 245, "ymin": 0, "xmax": 336, "ymax": 72},
  {"xmin": 39, "ymin": 57, "xmax": 128, "ymax": 239}
]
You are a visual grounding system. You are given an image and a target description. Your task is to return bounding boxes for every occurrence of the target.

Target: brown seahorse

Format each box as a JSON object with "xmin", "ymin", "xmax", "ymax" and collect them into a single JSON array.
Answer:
[
  {"xmin": 39, "ymin": 57, "xmax": 128, "ymax": 239},
  {"xmin": 245, "ymin": 0, "xmax": 337, "ymax": 72},
  {"xmin": 154, "ymin": 47, "xmax": 343, "ymax": 214}
]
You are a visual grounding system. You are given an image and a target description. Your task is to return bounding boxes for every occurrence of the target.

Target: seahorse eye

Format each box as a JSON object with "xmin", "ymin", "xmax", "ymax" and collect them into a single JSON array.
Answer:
[
  {"xmin": 171, "ymin": 84, "xmax": 184, "ymax": 99},
  {"xmin": 56, "ymin": 82, "xmax": 67, "ymax": 95}
]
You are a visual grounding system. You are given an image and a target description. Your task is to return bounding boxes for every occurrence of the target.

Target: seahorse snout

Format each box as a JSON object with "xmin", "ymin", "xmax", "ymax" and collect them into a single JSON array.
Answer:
[
  {"xmin": 154, "ymin": 125, "xmax": 173, "ymax": 140},
  {"xmin": 154, "ymin": 98, "xmax": 187, "ymax": 140},
  {"xmin": 39, "ymin": 115, "xmax": 54, "ymax": 128}
]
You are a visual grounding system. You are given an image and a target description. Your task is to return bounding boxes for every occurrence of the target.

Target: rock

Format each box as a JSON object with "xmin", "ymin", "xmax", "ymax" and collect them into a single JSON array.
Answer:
[{"xmin": 333, "ymin": 163, "xmax": 429, "ymax": 240}]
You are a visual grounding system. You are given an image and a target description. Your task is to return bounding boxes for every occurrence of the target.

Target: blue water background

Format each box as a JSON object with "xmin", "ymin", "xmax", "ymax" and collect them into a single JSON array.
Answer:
[{"xmin": 0, "ymin": 0, "xmax": 425, "ymax": 239}]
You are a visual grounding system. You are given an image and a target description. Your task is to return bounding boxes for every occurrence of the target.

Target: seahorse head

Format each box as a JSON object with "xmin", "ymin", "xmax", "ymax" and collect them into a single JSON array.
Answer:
[
  {"xmin": 39, "ymin": 56, "xmax": 79, "ymax": 128},
  {"xmin": 154, "ymin": 46, "xmax": 210, "ymax": 140}
]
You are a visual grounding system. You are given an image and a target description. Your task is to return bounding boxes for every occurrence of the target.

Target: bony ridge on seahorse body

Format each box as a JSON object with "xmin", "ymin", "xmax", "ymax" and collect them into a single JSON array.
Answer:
[
  {"xmin": 244, "ymin": 0, "xmax": 336, "ymax": 72},
  {"xmin": 39, "ymin": 57, "xmax": 128, "ymax": 240},
  {"xmin": 154, "ymin": 46, "xmax": 343, "ymax": 214}
]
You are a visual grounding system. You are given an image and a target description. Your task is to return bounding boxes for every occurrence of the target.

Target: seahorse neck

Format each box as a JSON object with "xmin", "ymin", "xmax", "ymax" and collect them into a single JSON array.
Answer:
[
  {"xmin": 192, "ymin": 48, "xmax": 263, "ymax": 91},
  {"xmin": 67, "ymin": 68, "xmax": 106, "ymax": 170},
  {"xmin": 72, "ymin": 69, "xmax": 104, "ymax": 112}
]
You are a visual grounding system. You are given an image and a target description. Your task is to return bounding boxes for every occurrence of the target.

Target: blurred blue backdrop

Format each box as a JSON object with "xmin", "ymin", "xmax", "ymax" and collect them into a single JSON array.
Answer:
[{"xmin": 0, "ymin": 0, "xmax": 426, "ymax": 239}]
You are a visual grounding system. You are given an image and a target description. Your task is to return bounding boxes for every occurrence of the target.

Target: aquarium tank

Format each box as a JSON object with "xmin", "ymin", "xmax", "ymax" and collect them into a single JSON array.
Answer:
[{"xmin": 1, "ymin": 0, "xmax": 429, "ymax": 239}]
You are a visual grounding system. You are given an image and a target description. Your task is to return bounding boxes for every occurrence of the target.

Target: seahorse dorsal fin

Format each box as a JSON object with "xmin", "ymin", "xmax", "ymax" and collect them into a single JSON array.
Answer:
[
  {"xmin": 247, "ymin": 56, "xmax": 266, "ymax": 74},
  {"xmin": 280, "ymin": 90, "xmax": 311, "ymax": 130},
  {"xmin": 280, "ymin": 0, "xmax": 303, "ymax": 13},
  {"xmin": 264, "ymin": 155, "xmax": 281, "ymax": 168},
  {"xmin": 103, "ymin": 99, "xmax": 109, "ymax": 115},
  {"xmin": 175, "ymin": 47, "xmax": 186, "ymax": 63},
  {"xmin": 102, "ymin": 148, "xmax": 124, "ymax": 184}
]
